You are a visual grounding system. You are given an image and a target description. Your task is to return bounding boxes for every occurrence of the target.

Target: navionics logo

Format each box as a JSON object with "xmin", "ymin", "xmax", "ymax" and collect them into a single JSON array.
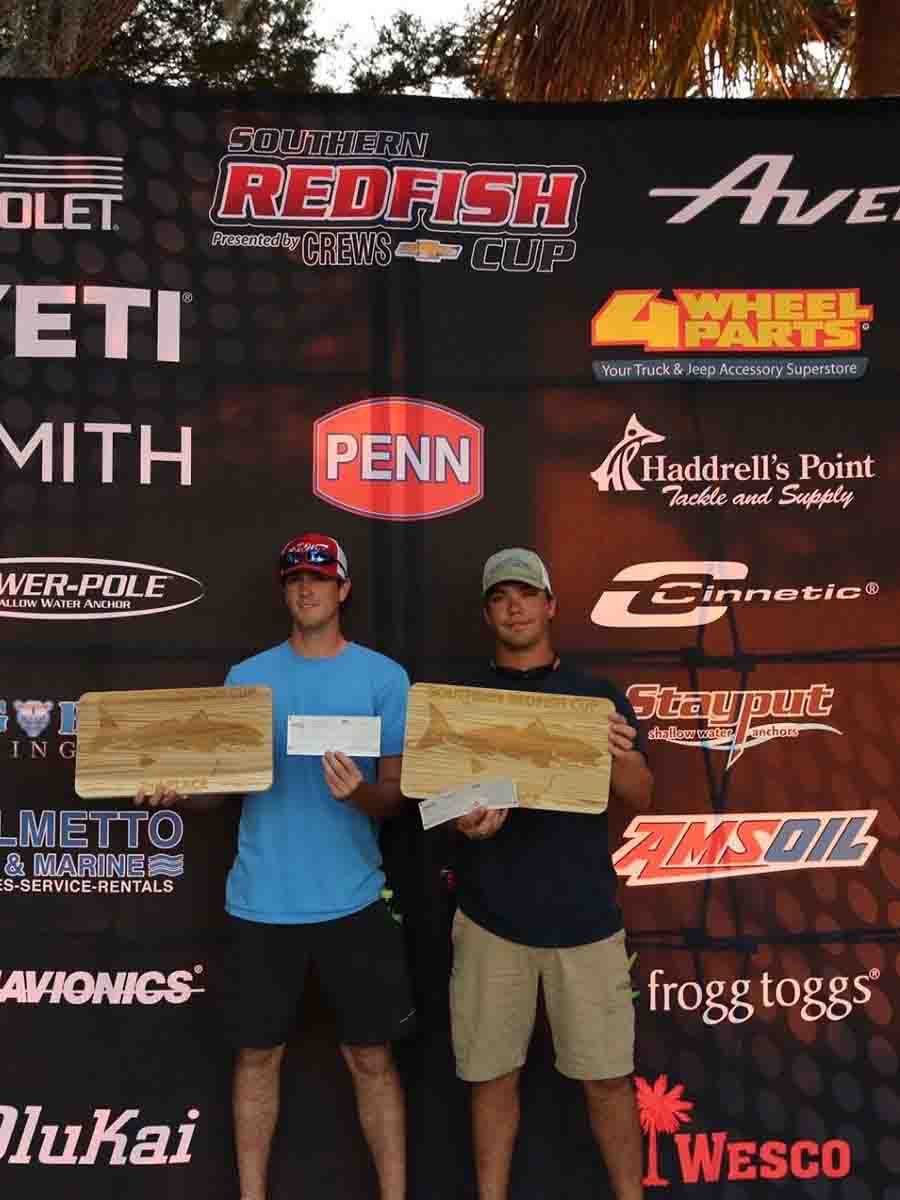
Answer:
[{"xmin": 0, "ymin": 967, "xmax": 205, "ymax": 1006}]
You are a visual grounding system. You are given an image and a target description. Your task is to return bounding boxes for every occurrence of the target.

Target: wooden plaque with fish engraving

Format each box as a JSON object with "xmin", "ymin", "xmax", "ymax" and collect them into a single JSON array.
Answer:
[
  {"xmin": 74, "ymin": 686, "xmax": 273, "ymax": 798},
  {"xmin": 401, "ymin": 683, "xmax": 613, "ymax": 814}
]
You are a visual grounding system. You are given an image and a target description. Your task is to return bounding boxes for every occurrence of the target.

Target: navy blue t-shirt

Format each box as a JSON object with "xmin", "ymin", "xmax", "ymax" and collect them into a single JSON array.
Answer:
[{"xmin": 453, "ymin": 660, "xmax": 646, "ymax": 948}]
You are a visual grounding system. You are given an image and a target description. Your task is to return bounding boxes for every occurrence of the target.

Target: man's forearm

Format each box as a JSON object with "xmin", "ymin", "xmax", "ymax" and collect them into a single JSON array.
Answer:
[
  {"xmin": 347, "ymin": 780, "xmax": 406, "ymax": 820},
  {"xmin": 611, "ymin": 752, "xmax": 653, "ymax": 810}
]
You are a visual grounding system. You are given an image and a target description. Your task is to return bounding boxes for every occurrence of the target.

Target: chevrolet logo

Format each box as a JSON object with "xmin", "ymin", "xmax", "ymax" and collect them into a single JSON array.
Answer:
[{"xmin": 395, "ymin": 239, "xmax": 463, "ymax": 263}]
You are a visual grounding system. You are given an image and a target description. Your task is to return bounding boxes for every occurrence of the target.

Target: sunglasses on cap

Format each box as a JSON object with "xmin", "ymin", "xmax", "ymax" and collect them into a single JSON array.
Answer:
[{"xmin": 281, "ymin": 545, "xmax": 337, "ymax": 571}]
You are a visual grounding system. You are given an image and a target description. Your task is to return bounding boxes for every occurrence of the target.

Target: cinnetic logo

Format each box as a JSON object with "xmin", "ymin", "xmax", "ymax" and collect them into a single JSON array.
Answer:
[
  {"xmin": 635, "ymin": 1076, "xmax": 850, "ymax": 1186},
  {"xmin": 0, "ymin": 967, "xmax": 205, "ymax": 1006},
  {"xmin": 591, "ymin": 561, "xmax": 878, "ymax": 629},
  {"xmin": 627, "ymin": 683, "xmax": 841, "ymax": 770},
  {"xmin": 0, "ymin": 154, "xmax": 123, "ymax": 231},
  {"xmin": 0, "ymin": 558, "xmax": 205, "ymax": 620},
  {"xmin": 613, "ymin": 811, "xmax": 877, "ymax": 886},
  {"xmin": 0, "ymin": 1104, "xmax": 200, "ymax": 1166},
  {"xmin": 649, "ymin": 154, "xmax": 900, "ymax": 226},
  {"xmin": 590, "ymin": 413, "xmax": 874, "ymax": 512}
]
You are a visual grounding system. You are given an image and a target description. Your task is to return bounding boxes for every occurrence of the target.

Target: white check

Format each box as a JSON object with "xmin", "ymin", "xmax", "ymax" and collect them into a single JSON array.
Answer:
[
  {"xmin": 287, "ymin": 715, "xmax": 382, "ymax": 757},
  {"xmin": 418, "ymin": 778, "xmax": 518, "ymax": 830}
]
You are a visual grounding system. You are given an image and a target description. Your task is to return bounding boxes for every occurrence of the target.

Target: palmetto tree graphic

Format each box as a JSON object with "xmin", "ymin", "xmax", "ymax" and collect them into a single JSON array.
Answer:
[{"xmin": 635, "ymin": 1075, "xmax": 694, "ymax": 1187}]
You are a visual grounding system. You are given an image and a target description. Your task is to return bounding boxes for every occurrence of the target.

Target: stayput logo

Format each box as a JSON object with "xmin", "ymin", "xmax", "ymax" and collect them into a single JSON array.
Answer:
[
  {"xmin": 0, "ymin": 558, "xmax": 205, "ymax": 620},
  {"xmin": 314, "ymin": 397, "xmax": 484, "ymax": 521}
]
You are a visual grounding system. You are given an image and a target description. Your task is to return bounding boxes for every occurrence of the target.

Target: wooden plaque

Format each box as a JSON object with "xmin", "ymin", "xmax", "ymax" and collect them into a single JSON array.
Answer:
[
  {"xmin": 402, "ymin": 683, "xmax": 613, "ymax": 814},
  {"xmin": 74, "ymin": 686, "xmax": 273, "ymax": 798}
]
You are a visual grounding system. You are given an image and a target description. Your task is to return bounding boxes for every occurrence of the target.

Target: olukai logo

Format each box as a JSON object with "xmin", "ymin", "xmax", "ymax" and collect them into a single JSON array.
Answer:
[{"xmin": 0, "ymin": 1104, "xmax": 200, "ymax": 1165}]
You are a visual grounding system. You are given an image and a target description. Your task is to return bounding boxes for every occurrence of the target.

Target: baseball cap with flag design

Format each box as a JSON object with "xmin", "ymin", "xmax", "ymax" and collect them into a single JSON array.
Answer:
[{"xmin": 279, "ymin": 534, "xmax": 349, "ymax": 582}]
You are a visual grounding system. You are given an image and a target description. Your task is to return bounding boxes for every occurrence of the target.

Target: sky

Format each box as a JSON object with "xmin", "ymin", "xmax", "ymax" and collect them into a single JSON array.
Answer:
[{"xmin": 313, "ymin": 0, "xmax": 477, "ymax": 90}]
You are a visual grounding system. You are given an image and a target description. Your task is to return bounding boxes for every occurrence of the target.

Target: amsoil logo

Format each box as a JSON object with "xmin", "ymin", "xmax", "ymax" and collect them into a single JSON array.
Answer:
[
  {"xmin": 613, "ymin": 811, "xmax": 877, "ymax": 886},
  {"xmin": 647, "ymin": 967, "xmax": 879, "ymax": 1026},
  {"xmin": 591, "ymin": 413, "xmax": 874, "ymax": 512},
  {"xmin": 1, "ymin": 699, "xmax": 78, "ymax": 762},
  {"xmin": 0, "ymin": 284, "xmax": 182, "ymax": 361},
  {"xmin": 210, "ymin": 126, "xmax": 583, "ymax": 273},
  {"xmin": 591, "ymin": 561, "xmax": 878, "ymax": 629},
  {"xmin": 636, "ymin": 1076, "xmax": 851, "ymax": 1186},
  {"xmin": 0, "ymin": 807, "xmax": 185, "ymax": 896},
  {"xmin": 627, "ymin": 683, "xmax": 841, "ymax": 770},
  {"xmin": 0, "ymin": 558, "xmax": 205, "ymax": 620},
  {"xmin": 0, "ymin": 1104, "xmax": 199, "ymax": 1165},
  {"xmin": 314, "ymin": 398, "xmax": 484, "ymax": 521},
  {"xmin": 0, "ymin": 966, "xmax": 205, "ymax": 1006},
  {"xmin": 650, "ymin": 153, "xmax": 900, "ymax": 226},
  {"xmin": 0, "ymin": 154, "xmax": 123, "ymax": 231}
]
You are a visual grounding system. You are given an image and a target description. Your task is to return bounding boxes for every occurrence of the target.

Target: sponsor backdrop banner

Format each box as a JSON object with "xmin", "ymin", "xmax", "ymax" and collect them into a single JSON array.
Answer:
[{"xmin": 0, "ymin": 81, "xmax": 898, "ymax": 1198}]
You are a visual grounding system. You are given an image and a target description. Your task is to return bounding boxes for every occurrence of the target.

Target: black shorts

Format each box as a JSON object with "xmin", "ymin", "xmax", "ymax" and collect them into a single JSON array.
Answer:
[{"xmin": 219, "ymin": 900, "xmax": 416, "ymax": 1049}]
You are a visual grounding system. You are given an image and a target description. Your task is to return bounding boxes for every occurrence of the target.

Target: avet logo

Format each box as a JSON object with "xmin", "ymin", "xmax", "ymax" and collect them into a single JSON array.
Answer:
[
  {"xmin": 314, "ymin": 398, "xmax": 484, "ymax": 521},
  {"xmin": 613, "ymin": 811, "xmax": 877, "ymax": 886},
  {"xmin": 0, "ymin": 558, "xmax": 204, "ymax": 620}
]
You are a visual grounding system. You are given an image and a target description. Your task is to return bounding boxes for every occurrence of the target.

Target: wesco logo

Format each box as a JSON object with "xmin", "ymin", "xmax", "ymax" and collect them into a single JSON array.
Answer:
[{"xmin": 314, "ymin": 398, "xmax": 484, "ymax": 521}]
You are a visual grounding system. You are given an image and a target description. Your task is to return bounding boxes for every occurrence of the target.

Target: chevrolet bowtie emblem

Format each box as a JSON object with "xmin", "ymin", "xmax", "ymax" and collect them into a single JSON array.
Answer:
[{"xmin": 395, "ymin": 239, "xmax": 463, "ymax": 263}]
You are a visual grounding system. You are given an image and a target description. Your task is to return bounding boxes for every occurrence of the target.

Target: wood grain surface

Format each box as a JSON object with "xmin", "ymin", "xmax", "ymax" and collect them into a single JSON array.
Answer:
[
  {"xmin": 75, "ymin": 686, "xmax": 273, "ymax": 798},
  {"xmin": 401, "ymin": 683, "xmax": 612, "ymax": 814}
]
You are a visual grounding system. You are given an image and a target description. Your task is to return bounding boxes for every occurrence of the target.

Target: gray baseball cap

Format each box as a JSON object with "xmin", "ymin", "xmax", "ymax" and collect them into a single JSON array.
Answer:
[{"xmin": 482, "ymin": 548, "xmax": 552, "ymax": 596}]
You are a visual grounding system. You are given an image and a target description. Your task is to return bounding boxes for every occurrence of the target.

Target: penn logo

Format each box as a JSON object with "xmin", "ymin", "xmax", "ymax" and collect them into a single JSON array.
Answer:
[{"xmin": 313, "ymin": 398, "xmax": 484, "ymax": 521}]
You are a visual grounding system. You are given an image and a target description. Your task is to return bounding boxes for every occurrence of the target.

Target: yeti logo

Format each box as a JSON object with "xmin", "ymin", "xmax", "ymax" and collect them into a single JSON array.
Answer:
[
  {"xmin": 591, "ymin": 414, "xmax": 665, "ymax": 492},
  {"xmin": 13, "ymin": 700, "xmax": 54, "ymax": 738}
]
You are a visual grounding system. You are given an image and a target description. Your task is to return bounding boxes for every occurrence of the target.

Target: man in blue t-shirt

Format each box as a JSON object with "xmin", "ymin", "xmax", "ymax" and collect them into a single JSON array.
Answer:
[
  {"xmin": 450, "ymin": 548, "xmax": 653, "ymax": 1200},
  {"xmin": 139, "ymin": 532, "xmax": 413, "ymax": 1200}
]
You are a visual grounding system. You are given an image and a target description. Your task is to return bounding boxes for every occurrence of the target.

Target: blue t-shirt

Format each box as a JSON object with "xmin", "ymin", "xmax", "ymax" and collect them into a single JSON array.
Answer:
[{"xmin": 224, "ymin": 641, "xmax": 409, "ymax": 924}]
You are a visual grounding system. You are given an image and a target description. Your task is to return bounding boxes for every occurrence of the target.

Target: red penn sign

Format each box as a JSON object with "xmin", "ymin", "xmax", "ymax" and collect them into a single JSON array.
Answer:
[
  {"xmin": 313, "ymin": 398, "xmax": 484, "ymax": 521},
  {"xmin": 211, "ymin": 159, "xmax": 584, "ymax": 234}
]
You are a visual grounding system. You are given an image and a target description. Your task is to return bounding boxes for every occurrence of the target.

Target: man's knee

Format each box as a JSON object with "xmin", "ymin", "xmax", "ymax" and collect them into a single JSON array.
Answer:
[
  {"xmin": 341, "ymin": 1042, "xmax": 395, "ymax": 1080},
  {"xmin": 583, "ymin": 1074, "xmax": 634, "ymax": 1101},
  {"xmin": 236, "ymin": 1044, "xmax": 286, "ymax": 1073}
]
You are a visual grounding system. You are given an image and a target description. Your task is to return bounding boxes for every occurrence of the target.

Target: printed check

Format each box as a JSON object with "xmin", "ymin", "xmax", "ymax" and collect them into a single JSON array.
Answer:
[
  {"xmin": 419, "ymin": 778, "xmax": 519, "ymax": 830},
  {"xmin": 287, "ymin": 715, "xmax": 382, "ymax": 757}
]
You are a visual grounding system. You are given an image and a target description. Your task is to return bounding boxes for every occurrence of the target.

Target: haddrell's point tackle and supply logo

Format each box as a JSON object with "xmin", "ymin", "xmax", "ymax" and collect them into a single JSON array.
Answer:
[
  {"xmin": 210, "ymin": 126, "xmax": 584, "ymax": 272},
  {"xmin": 591, "ymin": 412, "xmax": 875, "ymax": 513}
]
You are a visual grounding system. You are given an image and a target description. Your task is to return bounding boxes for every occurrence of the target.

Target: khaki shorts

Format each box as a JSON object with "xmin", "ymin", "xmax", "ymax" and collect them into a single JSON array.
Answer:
[{"xmin": 450, "ymin": 909, "xmax": 635, "ymax": 1082}]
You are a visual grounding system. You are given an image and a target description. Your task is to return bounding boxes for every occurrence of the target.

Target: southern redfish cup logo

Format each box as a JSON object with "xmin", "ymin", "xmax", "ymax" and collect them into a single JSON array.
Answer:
[{"xmin": 313, "ymin": 398, "xmax": 484, "ymax": 521}]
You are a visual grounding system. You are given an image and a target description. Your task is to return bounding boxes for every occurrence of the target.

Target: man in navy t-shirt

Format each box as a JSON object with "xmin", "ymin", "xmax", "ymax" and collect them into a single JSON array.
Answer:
[
  {"xmin": 451, "ymin": 548, "xmax": 653, "ymax": 1200},
  {"xmin": 139, "ymin": 533, "xmax": 413, "ymax": 1200}
]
